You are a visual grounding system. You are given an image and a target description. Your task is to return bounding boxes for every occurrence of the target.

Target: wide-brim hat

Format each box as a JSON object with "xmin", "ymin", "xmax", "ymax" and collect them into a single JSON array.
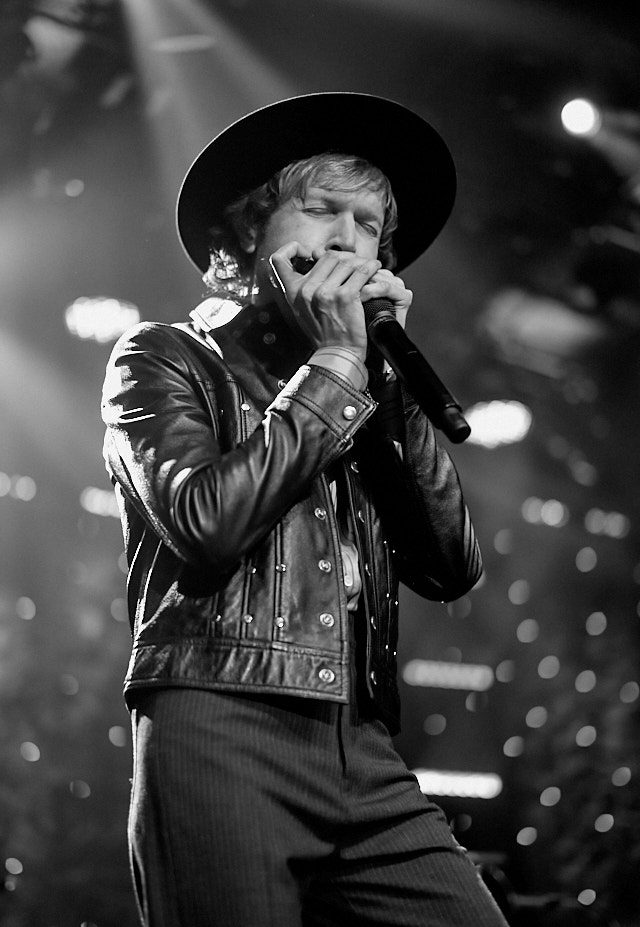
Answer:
[{"xmin": 176, "ymin": 91, "xmax": 456, "ymax": 274}]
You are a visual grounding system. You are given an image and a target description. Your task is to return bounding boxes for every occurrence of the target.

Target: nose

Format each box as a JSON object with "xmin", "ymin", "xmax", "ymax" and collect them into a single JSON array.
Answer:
[{"xmin": 326, "ymin": 212, "xmax": 357, "ymax": 253}]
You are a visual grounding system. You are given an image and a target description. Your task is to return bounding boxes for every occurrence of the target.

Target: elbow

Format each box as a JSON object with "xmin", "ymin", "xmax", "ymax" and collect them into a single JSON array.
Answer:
[
  {"xmin": 438, "ymin": 548, "xmax": 483, "ymax": 602},
  {"xmin": 171, "ymin": 477, "xmax": 245, "ymax": 575}
]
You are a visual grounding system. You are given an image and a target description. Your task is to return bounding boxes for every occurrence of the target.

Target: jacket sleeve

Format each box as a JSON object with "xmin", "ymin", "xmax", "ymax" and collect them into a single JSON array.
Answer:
[
  {"xmin": 361, "ymin": 378, "xmax": 482, "ymax": 602},
  {"xmin": 101, "ymin": 322, "xmax": 375, "ymax": 572}
]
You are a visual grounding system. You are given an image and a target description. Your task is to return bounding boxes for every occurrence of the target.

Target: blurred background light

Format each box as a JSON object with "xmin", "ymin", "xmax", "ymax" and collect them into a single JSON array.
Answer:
[
  {"xmin": 80, "ymin": 486, "xmax": 121, "ymax": 518},
  {"xmin": 413, "ymin": 769, "xmax": 503, "ymax": 799},
  {"xmin": 465, "ymin": 400, "xmax": 532, "ymax": 448},
  {"xmin": 403, "ymin": 659, "xmax": 495, "ymax": 691},
  {"xmin": 64, "ymin": 296, "xmax": 140, "ymax": 343},
  {"xmin": 561, "ymin": 98, "xmax": 602, "ymax": 138}
]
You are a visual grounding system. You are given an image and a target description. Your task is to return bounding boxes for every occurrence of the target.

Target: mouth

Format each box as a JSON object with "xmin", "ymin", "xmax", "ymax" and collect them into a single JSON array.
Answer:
[{"xmin": 291, "ymin": 256, "xmax": 317, "ymax": 275}]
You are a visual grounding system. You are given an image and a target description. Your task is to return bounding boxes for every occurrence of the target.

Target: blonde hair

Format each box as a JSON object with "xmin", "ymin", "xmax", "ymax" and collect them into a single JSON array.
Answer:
[{"xmin": 204, "ymin": 152, "xmax": 398, "ymax": 295}]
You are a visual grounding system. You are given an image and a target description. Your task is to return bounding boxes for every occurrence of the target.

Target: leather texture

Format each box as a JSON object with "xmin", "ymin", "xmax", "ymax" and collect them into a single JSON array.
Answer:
[{"xmin": 101, "ymin": 303, "xmax": 482, "ymax": 734}]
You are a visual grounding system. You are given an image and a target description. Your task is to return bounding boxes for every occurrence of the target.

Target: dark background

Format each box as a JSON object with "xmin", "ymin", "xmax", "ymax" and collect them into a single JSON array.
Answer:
[{"xmin": 1, "ymin": 1, "xmax": 639, "ymax": 924}]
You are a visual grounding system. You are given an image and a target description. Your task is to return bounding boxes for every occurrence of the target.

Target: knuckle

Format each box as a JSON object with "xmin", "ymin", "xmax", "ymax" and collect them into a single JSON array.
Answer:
[
  {"xmin": 314, "ymin": 283, "xmax": 334, "ymax": 305},
  {"xmin": 299, "ymin": 282, "xmax": 316, "ymax": 302}
]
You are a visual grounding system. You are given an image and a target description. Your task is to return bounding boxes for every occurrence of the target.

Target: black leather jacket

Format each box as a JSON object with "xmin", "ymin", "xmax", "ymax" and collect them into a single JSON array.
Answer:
[{"xmin": 101, "ymin": 302, "xmax": 482, "ymax": 734}]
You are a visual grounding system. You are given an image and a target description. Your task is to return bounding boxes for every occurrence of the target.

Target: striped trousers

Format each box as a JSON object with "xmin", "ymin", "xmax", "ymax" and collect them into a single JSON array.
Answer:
[{"xmin": 128, "ymin": 681, "xmax": 509, "ymax": 926}]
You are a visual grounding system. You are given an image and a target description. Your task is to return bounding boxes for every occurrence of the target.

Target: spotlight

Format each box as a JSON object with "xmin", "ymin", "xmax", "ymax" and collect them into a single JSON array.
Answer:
[
  {"xmin": 561, "ymin": 98, "xmax": 602, "ymax": 138},
  {"xmin": 64, "ymin": 295, "xmax": 140, "ymax": 343}
]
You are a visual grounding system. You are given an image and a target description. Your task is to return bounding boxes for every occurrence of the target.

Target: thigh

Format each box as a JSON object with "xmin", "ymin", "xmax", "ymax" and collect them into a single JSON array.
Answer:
[
  {"xmin": 306, "ymin": 832, "xmax": 509, "ymax": 927},
  {"xmin": 304, "ymin": 715, "xmax": 509, "ymax": 927},
  {"xmin": 128, "ymin": 688, "xmax": 336, "ymax": 927}
]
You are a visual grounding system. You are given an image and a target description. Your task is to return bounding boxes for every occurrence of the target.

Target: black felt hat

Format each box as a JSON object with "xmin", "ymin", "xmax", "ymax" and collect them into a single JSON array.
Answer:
[{"xmin": 176, "ymin": 91, "xmax": 456, "ymax": 274}]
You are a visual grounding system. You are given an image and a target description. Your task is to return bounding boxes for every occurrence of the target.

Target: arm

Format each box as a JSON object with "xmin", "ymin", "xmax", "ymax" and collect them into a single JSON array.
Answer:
[
  {"xmin": 101, "ymin": 322, "xmax": 375, "ymax": 573},
  {"xmin": 360, "ymin": 376, "xmax": 482, "ymax": 602}
]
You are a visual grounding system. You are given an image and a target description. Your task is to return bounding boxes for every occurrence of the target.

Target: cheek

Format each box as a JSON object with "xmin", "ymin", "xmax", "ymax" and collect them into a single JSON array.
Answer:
[{"xmin": 360, "ymin": 235, "xmax": 382, "ymax": 260}]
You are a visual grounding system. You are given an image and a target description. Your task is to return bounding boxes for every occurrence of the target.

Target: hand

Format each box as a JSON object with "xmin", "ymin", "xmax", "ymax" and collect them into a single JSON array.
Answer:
[
  {"xmin": 269, "ymin": 244, "xmax": 382, "ymax": 361},
  {"xmin": 360, "ymin": 268, "xmax": 413, "ymax": 330}
]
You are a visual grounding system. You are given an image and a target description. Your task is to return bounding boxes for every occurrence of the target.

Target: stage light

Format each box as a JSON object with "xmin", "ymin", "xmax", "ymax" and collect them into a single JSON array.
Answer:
[
  {"xmin": 578, "ymin": 889, "xmax": 597, "ymax": 907},
  {"xmin": 16, "ymin": 598, "xmax": 36, "ymax": 621},
  {"xmin": 516, "ymin": 826, "xmax": 537, "ymax": 846},
  {"xmin": 59, "ymin": 674, "xmax": 80, "ymax": 695},
  {"xmin": 517, "ymin": 619, "xmax": 539, "ymax": 643},
  {"xmin": 508, "ymin": 579, "xmax": 530, "ymax": 605},
  {"xmin": 612, "ymin": 767, "xmax": 631, "ymax": 786},
  {"xmin": 503, "ymin": 736, "xmax": 524, "ymax": 758},
  {"xmin": 69, "ymin": 780, "xmax": 91, "ymax": 799},
  {"xmin": 464, "ymin": 400, "xmax": 532, "ymax": 448},
  {"xmin": 495, "ymin": 660, "xmax": 515, "ymax": 683},
  {"xmin": 20, "ymin": 742, "xmax": 41, "ymax": 762},
  {"xmin": 585, "ymin": 611, "xmax": 607, "ymax": 636},
  {"xmin": 561, "ymin": 98, "xmax": 602, "ymax": 138},
  {"xmin": 423, "ymin": 714, "xmax": 447, "ymax": 735},
  {"xmin": 151, "ymin": 34, "xmax": 216, "ymax": 53},
  {"xmin": 620, "ymin": 682, "xmax": 639, "ymax": 704},
  {"xmin": 575, "ymin": 547, "xmax": 597, "ymax": 573},
  {"xmin": 108, "ymin": 726, "xmax": 128, "ymax": 747},
  {"xmin": 525, "ymin": 706, "xmax": 547, "ymax": 729},
  {"xmin": 79, "ymin": 486, "xmax": 120, "ymax": 518},
  {"xmin": 540, "ymin": 786, "xmax": 561, "ymax": 807},
  {"xmin": 538, "ymin": 656, "xmax": 560, "ymax": 679},
  {"xmin": 584, "ymin": 508, "xmax": 630, "ymax": 538},
  {"xmin": 412, "ymin": 769, "xmax": 503, "ymax": 799},
  {"xmin": 4, "ymin": 859, "xmax": 23, "ymax": 877},
  {"xmin": 402, "ymin": 659, "xmax": 494, "ymax": 691},
  {"xmin": 576, "ymin": 725, "xmax": 597, "ymax": 747},
  {"xmin": 575, "ymin": 670, "xmax": 596, "ymax": 693},
  {"xmin": 521, "ymin": 496, "xmax": 569, "ymax": 528},
  {"xmin": 64, "ymin": 295, "xmax": 140, "ymax": 343}
]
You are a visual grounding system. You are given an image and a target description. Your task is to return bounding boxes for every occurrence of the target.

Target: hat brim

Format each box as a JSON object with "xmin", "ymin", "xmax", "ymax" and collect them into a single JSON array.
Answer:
[{"xmin": 176, "ymin": 92, "xmax": 456, "ymax": 274}]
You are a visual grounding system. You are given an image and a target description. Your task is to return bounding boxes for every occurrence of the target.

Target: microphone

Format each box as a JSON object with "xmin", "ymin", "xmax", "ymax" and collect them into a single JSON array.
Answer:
[{"xmin": 363, "ymin": 299, "xmax": 471, "ymax": 443}]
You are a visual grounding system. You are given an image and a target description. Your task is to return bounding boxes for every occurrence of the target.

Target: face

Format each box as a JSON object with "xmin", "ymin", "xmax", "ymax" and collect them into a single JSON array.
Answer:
[{"xmin": 245, "ymin": 183, "xmax": 385, "ymax": 303}]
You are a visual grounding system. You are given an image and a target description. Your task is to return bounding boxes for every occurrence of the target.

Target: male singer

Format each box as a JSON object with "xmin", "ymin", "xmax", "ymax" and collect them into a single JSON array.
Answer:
[{"xmin": 102, "ymin": 92, "xmax": 508, "ymax": 927}]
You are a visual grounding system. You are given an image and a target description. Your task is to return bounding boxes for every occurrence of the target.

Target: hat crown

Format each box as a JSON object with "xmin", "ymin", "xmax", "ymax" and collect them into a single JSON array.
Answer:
[{"xmin": 177, "ymin": 91, "xmax": 456, "ymax": 274}]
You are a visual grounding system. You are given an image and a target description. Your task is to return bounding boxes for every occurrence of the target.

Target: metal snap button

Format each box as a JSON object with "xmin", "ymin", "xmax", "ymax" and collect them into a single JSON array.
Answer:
[
  {"xmin": 319, "ymin": 613, "xmax": 335, "ymax": 628},
  {"xmin": 319, "ymin": 668, "xmax": 335, "ymax": 684},
  {"xmin": 318, "ymin": 559, "xmax": 332, "ymax": 573},
  {"xmin": 342, "ymin": 405, "xmax": 357, "ymax": 421}
]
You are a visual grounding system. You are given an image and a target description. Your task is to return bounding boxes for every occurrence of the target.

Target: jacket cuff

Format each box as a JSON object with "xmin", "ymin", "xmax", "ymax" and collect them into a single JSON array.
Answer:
[{"xmin": 270, "ymin": 364, "xmax": 375, "ymax": 442}]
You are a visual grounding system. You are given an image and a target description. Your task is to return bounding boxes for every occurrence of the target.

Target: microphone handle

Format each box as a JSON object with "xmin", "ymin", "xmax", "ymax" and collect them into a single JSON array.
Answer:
[{"xmin": 364, "ymin": 300, "xmax": 471, "ymax": 443}]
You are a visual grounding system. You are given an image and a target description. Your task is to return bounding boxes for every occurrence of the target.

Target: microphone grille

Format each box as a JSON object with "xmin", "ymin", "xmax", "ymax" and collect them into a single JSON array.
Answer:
[{"xmin": 363, "ymin": 298, "xmax": 395, "ymax": 328}]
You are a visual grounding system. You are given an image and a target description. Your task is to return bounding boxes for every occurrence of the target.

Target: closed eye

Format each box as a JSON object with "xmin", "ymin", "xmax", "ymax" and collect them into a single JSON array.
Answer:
[{"xmin": 358, "ymin": 220, "xmax": 380, "ymax": 236}]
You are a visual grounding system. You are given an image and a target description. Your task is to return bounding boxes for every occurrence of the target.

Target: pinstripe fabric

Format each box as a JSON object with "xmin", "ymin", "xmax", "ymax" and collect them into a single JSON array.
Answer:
[{"xmin": 128, "ymin": 682, "xmax": 509, "ymax": 927}]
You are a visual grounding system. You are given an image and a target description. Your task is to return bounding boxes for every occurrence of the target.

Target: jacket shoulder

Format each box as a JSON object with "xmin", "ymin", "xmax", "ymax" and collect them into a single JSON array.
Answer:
[{"xmin": 109, "ymin": 320, "xmax": 226, "ymax": 370}]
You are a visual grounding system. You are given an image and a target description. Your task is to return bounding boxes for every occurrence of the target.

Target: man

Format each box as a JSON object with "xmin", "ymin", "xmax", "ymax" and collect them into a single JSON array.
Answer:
[{"xmin": 102, "ymin": 92, "xmax": 508, "ymax": 927}]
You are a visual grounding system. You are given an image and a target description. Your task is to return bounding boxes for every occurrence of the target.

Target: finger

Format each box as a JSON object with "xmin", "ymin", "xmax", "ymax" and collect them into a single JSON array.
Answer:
[
  {"xmin": 361, "ymin": 275, "xmax": 412, "ymax": 307},
  {"xmin": 269, "ymin": 242, "xmax": 310, "ymax": 293},
  {"xmin": 315, "ymin": 254, "xmax": 381, "ymax": 290},
  {"xmin": 394, "ymin": 307, "xmax": 409, "ymax": 330}
]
